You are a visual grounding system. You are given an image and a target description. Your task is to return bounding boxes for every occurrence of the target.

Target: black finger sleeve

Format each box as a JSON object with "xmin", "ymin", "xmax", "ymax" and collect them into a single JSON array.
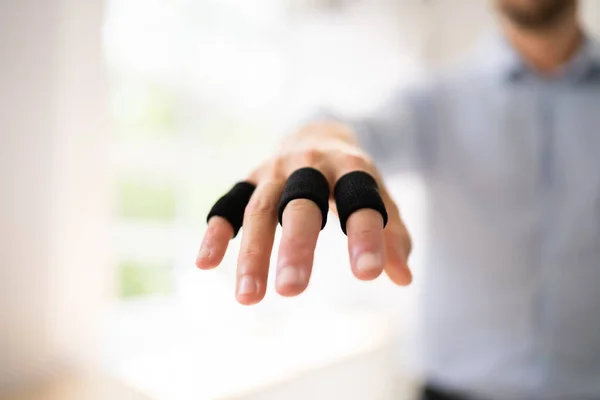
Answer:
[
  {"xmin": 278, "ymin": 167, "xmax": 330, "ymax": 230},
  {"xmin": 334, "ymin": 171, "xmax": 388, "ymax": 235},
  {"xmin": 207, "ymin": 181, "xmax": 256, "ymax": 238}
]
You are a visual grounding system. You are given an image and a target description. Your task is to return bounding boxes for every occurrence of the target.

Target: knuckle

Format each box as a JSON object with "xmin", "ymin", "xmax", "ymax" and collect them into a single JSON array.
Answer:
[
  {"xmin": 239, "ymin": 245, "xmax": 265, "ymax": 265},
  {"xmin": 259, "ymin": 157, "xmax": 286, "ymax": 182},
  {"xmin": 342, "ymin": 153, "xmax": 370, "ymax": 171},
  {"xmin": 285, "ymin": 198, "xmax": 317, "ymax": 213},
  {"xmin": 349, "ymin": 225, "xmax": 379, "ymax": 239},
  {"xmin": 270, "ymin": 156, "xmax": 286, "ymax": 174},
  {"xmin": 279, "ymin": 237, "xmax": 313, "ymax": 259},
  {"xmin": 246, "ymin": 195, "xmax": 277, "ymax": 217},
  {"xmin": 297, "ymin": 148, "xmax": 324, "ymax": 166},
  {"xmin": 240, "ymin": 245, "xmax": 263, "ymax": 258},
  {"xmin": 281, "ymin": 234, "xmax": 308, "ymax": 249}
]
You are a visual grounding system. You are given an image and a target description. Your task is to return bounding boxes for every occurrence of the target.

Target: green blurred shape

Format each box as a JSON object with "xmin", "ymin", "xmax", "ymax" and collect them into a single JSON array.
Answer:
[
  {"xmin": 119, "ymin": 260, "xmax": 173, "ymax": 298},
  {"xmin": 117, "ymin": 179, "xmax": 176, "ymax": 221},
  {"xmin": 110, "ymin": 78, "xmax": 177, "ymax": 138}
]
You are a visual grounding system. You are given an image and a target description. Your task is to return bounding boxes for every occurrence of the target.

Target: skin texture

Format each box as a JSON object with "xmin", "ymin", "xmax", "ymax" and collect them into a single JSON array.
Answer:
[
  {"xmin": 197, "ymin": 121, "xmax": 412, "ymax": 305},
  {"xmin": 495, "ymin": 0, "xmax": 582, "ymax": 74},
  {"xmin": 496, "ymin": 0, "xmax": 577, "ymax": 30},
  {"xmin": 197, "ymin": 1, "xmax": 583, "ymax": 305}
]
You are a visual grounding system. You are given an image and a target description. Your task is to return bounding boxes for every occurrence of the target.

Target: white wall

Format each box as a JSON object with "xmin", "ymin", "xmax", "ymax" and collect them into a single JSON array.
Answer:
[
  {"xmin": 0, "ymin": 0, "xmax": 111, "ymax": 390},
  {"xmin": 582, "ymin": 0, "xmax": 600, "ymax": 36}
]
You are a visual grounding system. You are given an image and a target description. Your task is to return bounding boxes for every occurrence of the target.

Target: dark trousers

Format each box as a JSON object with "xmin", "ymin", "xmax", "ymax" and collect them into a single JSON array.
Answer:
[{"xmin": 420, "ymin": 384, "xmax": 474, "ymax": 400}]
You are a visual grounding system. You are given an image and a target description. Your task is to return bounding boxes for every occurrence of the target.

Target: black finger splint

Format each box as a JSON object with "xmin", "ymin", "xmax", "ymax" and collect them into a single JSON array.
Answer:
[
  {"xmin": 334, "ymin": 171, "xmax": 388, "ymax": 235},
  {"xmin": 207, "ymin": 181, "xmax": 256, "ymax": 238},
  {"xmin": 278, "ymin": 167, "xmax": 330, "ymax": 230}
]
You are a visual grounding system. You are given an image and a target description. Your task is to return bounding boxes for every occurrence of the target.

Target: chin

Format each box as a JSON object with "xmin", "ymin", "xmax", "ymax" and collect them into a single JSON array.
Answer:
[{"xmin": 496, "ymin": 0, "xmax": 576, "ymax": 29}]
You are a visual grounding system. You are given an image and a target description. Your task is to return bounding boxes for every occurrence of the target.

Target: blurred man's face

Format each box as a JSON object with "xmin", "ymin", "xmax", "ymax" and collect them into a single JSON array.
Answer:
[{"xmin": 496, "ymin": 0, "xmax": 577, "ymax": 29}]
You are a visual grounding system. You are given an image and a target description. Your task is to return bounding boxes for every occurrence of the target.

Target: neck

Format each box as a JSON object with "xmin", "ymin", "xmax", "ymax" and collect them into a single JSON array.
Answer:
[{"xmin": 502, "ymin": 12, "xmax": 582, "ymax": 75}]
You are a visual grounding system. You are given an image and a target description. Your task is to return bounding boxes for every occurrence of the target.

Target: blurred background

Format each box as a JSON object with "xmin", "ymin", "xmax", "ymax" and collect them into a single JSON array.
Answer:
[{"xmin": 1, "ymin": 0, "xmax": 599, "ymax": 399}]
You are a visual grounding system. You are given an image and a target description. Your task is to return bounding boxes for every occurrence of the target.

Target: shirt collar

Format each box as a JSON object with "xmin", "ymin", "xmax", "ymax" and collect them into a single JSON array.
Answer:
[{"xmin": 474, "ymin": 31, "xmax": 600, "ymax": 83}]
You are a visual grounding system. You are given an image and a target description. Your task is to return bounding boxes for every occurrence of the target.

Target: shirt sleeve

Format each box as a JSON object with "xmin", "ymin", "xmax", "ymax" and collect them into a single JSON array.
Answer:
[{"xmin": 307, "ymin": 83, "xmax": 435, "ymax": 176}]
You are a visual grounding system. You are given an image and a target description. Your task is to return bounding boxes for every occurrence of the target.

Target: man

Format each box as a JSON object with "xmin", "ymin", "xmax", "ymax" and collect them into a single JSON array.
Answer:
[{"xmin": 197, "ymin": 0, "xmax": 600, "ymax": 399}]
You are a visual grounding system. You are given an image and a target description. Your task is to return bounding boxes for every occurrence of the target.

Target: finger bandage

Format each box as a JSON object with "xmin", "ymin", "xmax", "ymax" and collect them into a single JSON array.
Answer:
[
  {"xmin": 207, "ymin": 181, "xmax": 256, "ymax": 237},
  {"xmin": 334, "ymin": 171, "xmax": 388, "ymax": 235},
  {"xmin": 277, "ymin": 167, "xmax": 330, "ymax": 230}
]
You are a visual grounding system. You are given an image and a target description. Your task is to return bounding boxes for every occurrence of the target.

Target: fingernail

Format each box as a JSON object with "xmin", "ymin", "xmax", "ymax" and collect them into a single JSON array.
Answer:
[
  {"xmin": 277, "ymin": 266, "xmax": 305, "ymax": 288},
  {"xmin": 197, "ymin": 245, "xmax": 211, "ymax": 260},
  {"xmin": 238, "ymin": 275, "xmax": 258, "ymax": 295},
  {"xmin": 356, "ymin": 252, "xmax": 382, "ymax": 273}
]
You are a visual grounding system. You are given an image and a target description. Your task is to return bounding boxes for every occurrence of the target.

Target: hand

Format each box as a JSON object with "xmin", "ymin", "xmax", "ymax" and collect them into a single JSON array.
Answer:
[{"xmin": 196, "ymin": 122, "xmax": 412, "ymax": 305}]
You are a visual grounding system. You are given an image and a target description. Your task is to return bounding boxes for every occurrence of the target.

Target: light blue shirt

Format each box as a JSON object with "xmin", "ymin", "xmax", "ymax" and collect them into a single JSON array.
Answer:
[{"xmin": 323, "ymin": 34, "xmax": 600, "ymax": 399}]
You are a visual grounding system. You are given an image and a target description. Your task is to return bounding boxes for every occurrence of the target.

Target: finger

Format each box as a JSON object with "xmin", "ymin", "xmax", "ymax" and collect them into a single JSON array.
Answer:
[
  {"xmin": 236, "ymin": 180, "xmax": 283, "ymax": 305},
  {"xmin": 333, "ymin": 156, "xmax": 387, "ymax": 281},
  {"xmin": 276, "ymin": 198, "xmax": 322, "ymax": 296},
  {"xmin": 195, "ymin": 216, "xmax": 234, "ymax": 270},
  {"xmin": 383, "ymin": 225, "xmax": 412, "ymax": 286},
  {"xmin": 380, "ymin": 188, "xmax": 412, "ymax": 286},
  {"xmin": 346, "ymin": 208, "xmax": 386, "ymax": 280}
]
